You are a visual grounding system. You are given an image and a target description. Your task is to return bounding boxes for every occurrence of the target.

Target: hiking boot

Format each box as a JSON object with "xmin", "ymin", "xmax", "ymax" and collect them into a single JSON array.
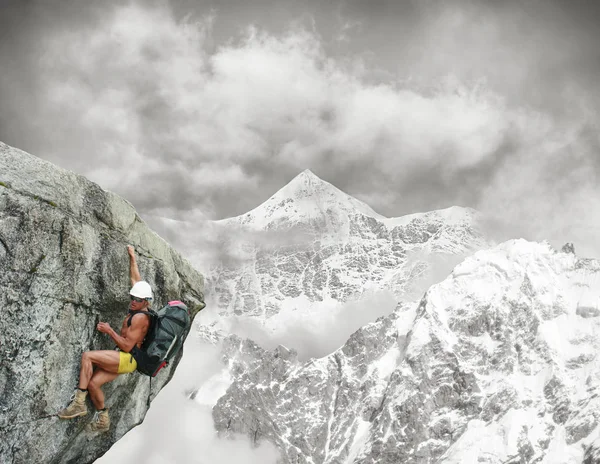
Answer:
[
  {"xmin": 86, "ymin": 409, "xmax": 110, "ymax": 433},
  {"xmin": 57, "ymin": 389, "xmax": 88, "ymax": 419}
]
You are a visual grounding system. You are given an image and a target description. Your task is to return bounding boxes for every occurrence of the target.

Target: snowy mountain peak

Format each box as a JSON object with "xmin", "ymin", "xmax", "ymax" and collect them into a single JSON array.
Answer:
[
  {"xmin": 212, "ymin": 239, "xmax": 600, "ymax": 463},
  {"xmin": 208, "ymin": 170, "xmax": 489, "ymax": 317},
  {"xmin": 288, "ymin": 168, "xmax": 322, "ymax": 191},
  {"xmin": 282, "ymin": 169, "xmax": 350, "ymax": 201},
  {"xmin": 219, "ymin": 169, "xmax": 480, "ymax": 237},
  {"xmin": 276, "ymin": 169, "xmax": 338, "ymax": 200},
  {"xmin": 221, "ymin": 170, "xmax": 384, "ymax": 230}
]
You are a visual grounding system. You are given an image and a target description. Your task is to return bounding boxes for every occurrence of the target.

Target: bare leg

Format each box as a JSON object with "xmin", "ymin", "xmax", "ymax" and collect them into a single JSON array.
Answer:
[
  {"xmin": 88, "ymin": 369, "xmax": 120, "ymax": 409},
  {"xmin": 78, "ymin": 350, "xmax": 120, "ymax": 390}
]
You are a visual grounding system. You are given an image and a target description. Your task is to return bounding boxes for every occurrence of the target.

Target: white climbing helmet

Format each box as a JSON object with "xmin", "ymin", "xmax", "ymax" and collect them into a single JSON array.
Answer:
[{"xmin": 129, "ymin": 280, "xmax": 153, "ymax": 300}]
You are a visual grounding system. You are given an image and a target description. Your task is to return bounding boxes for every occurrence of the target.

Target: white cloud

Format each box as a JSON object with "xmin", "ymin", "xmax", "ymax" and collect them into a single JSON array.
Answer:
[
  {"xmin": 21, "ymin": 1, "xmax": 600, "ymax": 258},
  {"xmin": 96, "ymin": 331, "xmax": 280, "ymax": 464},
  {"xmin": 33, "ymin": 4, "xmax": 512, "ymax": 197},
  {"xmin": 223, "ymin": 290, "xmax": 398, "ymax": 361}
]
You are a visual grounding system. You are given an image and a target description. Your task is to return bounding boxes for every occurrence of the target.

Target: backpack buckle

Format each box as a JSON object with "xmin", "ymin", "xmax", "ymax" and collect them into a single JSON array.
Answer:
[{"xmin": 152, "ymin": 361, "xmax": 167, "ymax": 377}]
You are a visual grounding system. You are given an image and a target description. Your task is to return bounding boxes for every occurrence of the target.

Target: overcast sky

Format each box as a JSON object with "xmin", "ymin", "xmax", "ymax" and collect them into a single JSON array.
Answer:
[
  {"xmin": 2, "ymin": 2, "xmax": 599, "ymax": 461},
  {"xmin": 1, "ymin": 0, "xmax": 600, "ymax": 256}
]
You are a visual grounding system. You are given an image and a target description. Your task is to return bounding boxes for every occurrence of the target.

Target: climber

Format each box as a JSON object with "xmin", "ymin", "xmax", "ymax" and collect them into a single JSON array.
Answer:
[{"xmin": 57, "ymin": 245, "xmax": 153, "ymax": 433}]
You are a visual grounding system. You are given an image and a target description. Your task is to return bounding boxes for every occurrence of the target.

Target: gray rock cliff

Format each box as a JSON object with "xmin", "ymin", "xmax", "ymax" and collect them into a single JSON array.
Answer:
[{"xmin": 0, "ymin": 142, "xmax": 206, "ymax": 464}]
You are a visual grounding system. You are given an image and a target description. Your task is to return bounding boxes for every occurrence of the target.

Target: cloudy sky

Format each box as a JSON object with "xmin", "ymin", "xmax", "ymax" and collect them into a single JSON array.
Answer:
[
  {"xmin": 2, "ymin": 1, "xmax": 599, "ymax": 462},
  {"xmin": 1, "ymin": 0, "xmax": 600, "ymax": 256}
]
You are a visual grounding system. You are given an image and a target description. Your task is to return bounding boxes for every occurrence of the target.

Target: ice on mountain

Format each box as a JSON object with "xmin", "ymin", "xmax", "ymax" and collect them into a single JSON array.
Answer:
[{"xmin": 212, "ymin": 238, "xmax": 600, "ymax": 463}]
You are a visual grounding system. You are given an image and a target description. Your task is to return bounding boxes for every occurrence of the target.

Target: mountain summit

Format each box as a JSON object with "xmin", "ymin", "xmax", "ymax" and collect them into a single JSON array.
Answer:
[
  {"xmin": 222, "ymin": 169, "xmax": 383, "ymax": 232},
  {"xmin": 219, "ymin": 170, "xmax": 478, "ymax": 238},
  {"xmin": 208, "ymin": 169, "xmax": 489, "ymax": 318}
]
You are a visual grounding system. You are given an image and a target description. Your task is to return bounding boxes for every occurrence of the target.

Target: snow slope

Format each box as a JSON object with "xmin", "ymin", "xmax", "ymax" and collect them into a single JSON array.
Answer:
[{"xmin": 212, "ymin": 239, "xmax": 600, "ymax": 463}]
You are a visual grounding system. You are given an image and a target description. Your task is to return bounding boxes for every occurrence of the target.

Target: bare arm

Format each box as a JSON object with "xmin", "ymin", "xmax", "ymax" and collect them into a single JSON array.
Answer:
[
  {"xmin": 128, "ymin": 245, "xmax": 142, "ymax": 286},
  {"xmin": 97, "ymin": 317, "xmax": 149, "ymax": 352}
]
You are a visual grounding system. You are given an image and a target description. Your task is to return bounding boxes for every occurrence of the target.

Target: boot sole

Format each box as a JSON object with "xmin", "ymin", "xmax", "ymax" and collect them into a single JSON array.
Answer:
[{"xmin": 57, "ymin": 410, "xmax": 88, "ymax": 419}]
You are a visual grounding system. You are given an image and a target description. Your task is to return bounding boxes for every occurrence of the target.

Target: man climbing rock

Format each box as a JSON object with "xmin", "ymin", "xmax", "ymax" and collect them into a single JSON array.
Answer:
[{"xmin": 57, "ymin": 245, "xmax": 153, "ymax": 433}]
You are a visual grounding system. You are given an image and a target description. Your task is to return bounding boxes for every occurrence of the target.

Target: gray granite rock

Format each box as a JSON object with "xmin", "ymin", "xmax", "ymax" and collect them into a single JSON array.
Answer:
[{"xmin": 0, "ymin": 142, "xmax": 205, "ymax": 464}]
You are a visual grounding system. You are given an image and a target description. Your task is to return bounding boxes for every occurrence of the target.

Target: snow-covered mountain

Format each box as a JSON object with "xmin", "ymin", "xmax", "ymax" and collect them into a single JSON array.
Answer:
[
  {"xmin": 218, "ymin": 169, "xmax": 383, "ymax": 232},
  {"xmin": 211, "ymin": 239, "xmax": 600, "ymax": 463},
  {"xmin": 207, "ymin": 170, "xmax": 490, "ymax": 318},
  {"xmin": 102, "ymin": 170, "xmax": 600, "ymax": 464}
]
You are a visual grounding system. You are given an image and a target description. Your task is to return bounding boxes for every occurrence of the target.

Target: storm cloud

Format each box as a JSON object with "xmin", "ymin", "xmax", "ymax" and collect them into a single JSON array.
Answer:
[{"xmin": 1, "ymin": 0, "xmax": 599, "ymax": 258}]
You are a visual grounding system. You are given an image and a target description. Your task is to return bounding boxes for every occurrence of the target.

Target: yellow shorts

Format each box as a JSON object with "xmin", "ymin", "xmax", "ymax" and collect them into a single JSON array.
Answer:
[{"xmin": 117, "ymin": 351, "xmax": 137, "ymax": 374}]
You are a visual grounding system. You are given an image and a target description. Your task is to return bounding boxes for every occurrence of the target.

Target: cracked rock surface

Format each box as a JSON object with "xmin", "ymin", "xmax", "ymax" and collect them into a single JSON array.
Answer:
[{"xmin": 0, "ymin": 142, "xmax": 205, "ymax": 464}]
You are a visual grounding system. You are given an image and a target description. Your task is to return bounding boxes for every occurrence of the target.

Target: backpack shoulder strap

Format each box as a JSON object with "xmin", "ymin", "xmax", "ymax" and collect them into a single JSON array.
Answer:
[{"xmin": 127, "ymin": 309, "xmax": 155, "ymax": 327}]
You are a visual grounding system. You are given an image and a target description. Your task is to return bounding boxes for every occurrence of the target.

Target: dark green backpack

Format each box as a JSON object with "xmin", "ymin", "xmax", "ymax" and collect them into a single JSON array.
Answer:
[{"xmin": 133, "ymin": 300, "xmax": 191, "ymax": 377}]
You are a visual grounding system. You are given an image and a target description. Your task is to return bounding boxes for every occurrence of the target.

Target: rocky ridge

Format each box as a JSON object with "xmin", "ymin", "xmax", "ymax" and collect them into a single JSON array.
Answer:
[
  {"xmin": 208, "ymin": 170, "xmax": 490, "ymax": 318},
  {"xmin": 0, "ymin": 142, "xmax": 206, "ymax": 464},
  {"xmin": 212, "ymin": 240, "xmax": 600, "ymax": 463}
]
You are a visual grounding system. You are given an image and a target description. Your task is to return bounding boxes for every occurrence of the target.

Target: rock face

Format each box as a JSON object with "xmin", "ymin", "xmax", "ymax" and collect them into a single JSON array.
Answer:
[
  {"xmin": 0, "ymin": 142, "xmax": 205, "ymax": 464},
  {"xmin": 212, "ymin": 240, "xmax": 600, "ymax": 463},
  {"xmin": 208, "ymin": 170, "xmax": 490, "ymax": 318}
]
